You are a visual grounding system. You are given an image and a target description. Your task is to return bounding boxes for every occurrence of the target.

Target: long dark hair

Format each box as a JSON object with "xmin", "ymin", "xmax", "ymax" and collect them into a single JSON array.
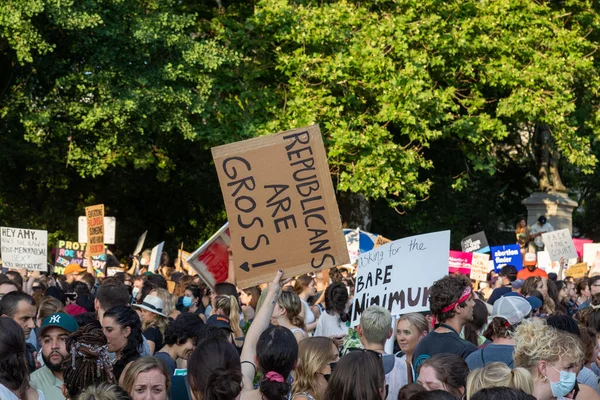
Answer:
[
  {"xmin": 325, "ymin": 282, "xmax": 349, "ymax": 320},
  {"xmin": 324, "ymin": 351, "xmax": 385, "ymax": 400},
  {"xmin": 463, "ymin": 299, "xmax": 488, "ymax": 346},
  {"xmin": 257, "ymin": 326, "xmax": 298, "ymax": 400},
  {"xmin": 103, "ymin": 306, "xmax": 143, "ymax": 375},
  {"xmin": 0, "ymin": 317, "xmax": 30, "ymax": 398},
  {"xmin": 188, "ymin": 337, "xmax": 243, "ymax": 400}
]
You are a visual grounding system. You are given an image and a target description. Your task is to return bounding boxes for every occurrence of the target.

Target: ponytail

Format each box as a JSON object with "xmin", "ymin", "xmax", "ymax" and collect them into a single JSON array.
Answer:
[
  {"xmin": 206, "ymin": 367, "xmax": 244, "ymax": 400},
  {"xmin": 213, "ymin": 295, "xmax": 244, "ymax": 340},
  {"xmin": 260, "ymin": 371, "xmax": 290, "ymax": 400}
]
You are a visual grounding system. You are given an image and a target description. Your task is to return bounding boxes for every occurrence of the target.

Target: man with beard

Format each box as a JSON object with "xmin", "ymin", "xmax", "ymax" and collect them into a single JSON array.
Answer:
[{"xmin": 30, "ymin": 312, "xmax": 79, "ymax": 400}]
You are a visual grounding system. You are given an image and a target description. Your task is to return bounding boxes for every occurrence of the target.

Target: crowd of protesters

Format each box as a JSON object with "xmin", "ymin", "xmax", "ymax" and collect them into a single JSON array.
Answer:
[{"xmin": 0, "ymin": 234, "xmax": 599, "ymax": 400}]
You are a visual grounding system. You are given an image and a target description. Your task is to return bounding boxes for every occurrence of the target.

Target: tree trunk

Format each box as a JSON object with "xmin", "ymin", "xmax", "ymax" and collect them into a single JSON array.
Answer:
[{"xmin": 338, "ymin": 192, "xmax": 372, "ymax": 231}]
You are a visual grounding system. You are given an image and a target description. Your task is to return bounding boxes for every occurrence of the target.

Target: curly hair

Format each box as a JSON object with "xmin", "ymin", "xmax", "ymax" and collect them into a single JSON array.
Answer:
[
  {"xmin": 292, "ymin": 337, "xmax": 336, "ymax": 400},
  {"xmin": 466, "ymin": 362, "xmax": 533, "ymax": 400},
  {"xmin": 277, "ymin": 290, "xmax": 305, "ymax": 330},
  {"xmin": 514, "ymin": 319, "xmax": 583, "ymax": 374},
  {"xmin": 429, "ymin": 274, "xmax": 472, "ymax": 323},
  {"xmin": 483, "ymin": 317, "xmax": 516, "ymax": 341},
  {"xmin": 63, "ymin": 324, "xmax": 115, "ymax": 399},
  {"xmin": 78, "ymin": 383, "xmax": 132, "ymax": 400}
]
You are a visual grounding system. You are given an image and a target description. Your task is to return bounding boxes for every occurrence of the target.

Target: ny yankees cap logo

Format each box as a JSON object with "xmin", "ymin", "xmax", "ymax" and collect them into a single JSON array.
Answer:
[{"xmin": 49, "ymin": 314, "xmax": 61, "ymax": 324}]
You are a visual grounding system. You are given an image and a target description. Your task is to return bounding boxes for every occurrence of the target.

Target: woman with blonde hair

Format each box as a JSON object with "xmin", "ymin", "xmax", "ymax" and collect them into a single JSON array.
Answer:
[
  {"xmin": 292, "ymin": 337, "xmax": 339, "ymax": 400},
  {"xmin": 36, "ymin": 296, "xmax": 64, "ymax": 328},
  {"xmin": 514, "ymin": 319, "xmax": 584, "ymax": 399},
  {"xmin": 133, "ymin": 295, "xmax": 170, "ymax": 355},
  {"xmin": 466, "ymin": 362, "xmax": 534, "ymax": 399},
  {"xmin": 150, "ymin": 288, "xmax": 180, "ymax": 320},
  {"xmin": 121, "ymin": 356, "xmax": 170, "ymax": 400},
  {"xmin": 272, "ymin": 290, "xmax": 307, "ymax": 342},
  {"xmin": 213, "ymin": 294, "xmax": 244, "ymax": 346},
  {"xmin": 395, "ymin": 313, "xmax": 428, "ymax": 383},
  {"xmin": 77, "ymin": 383, "xmax": 131, "ymax": 400}
]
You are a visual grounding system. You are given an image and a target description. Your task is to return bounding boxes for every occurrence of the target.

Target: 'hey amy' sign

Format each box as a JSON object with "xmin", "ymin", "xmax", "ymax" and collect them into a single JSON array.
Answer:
[
  {"xmin": 1, "ymin": 227, "xmax": 48, "ymax": 271},
  {"xmin": 350, "ymin": 231, "xmax": 450, "ymax": 327},
  {"xmin": 212, "ymin": 125, "xmax": 349, "ymax": 288}
]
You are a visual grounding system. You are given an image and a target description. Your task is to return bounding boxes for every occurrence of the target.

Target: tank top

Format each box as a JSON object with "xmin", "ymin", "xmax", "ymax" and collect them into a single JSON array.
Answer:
[{"xmin": 301, "ymin": 299, "xmax": 315, "ymax": 325}]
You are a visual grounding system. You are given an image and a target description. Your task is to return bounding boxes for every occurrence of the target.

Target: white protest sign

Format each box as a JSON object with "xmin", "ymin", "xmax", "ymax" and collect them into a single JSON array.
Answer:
[
  {"xmin": 470, "ymin": 253, "xmax": 490, "ymax": 281},
  {"xmin": 133, "ymin": 231, "xmax": 148, "ymax": 256},
  {"xmin": 148, "ymin": 242, "xmax": 165, "ymax": 273},
  {"xmin": 0, "ymin": 227, "xmax": 48, "ymax": 271},
  {"xmin": 78, "ymin": 216, "xmax": 116, "ymax": 245},
  {"xmin": 350, "ymin": 230, "xmax": 450, "ymax": 327},
  {"xmin": 542, "ymin": 229, "xmax": 577, "ymax": 262},
  {"xmin": 583, "ymin": 244, "xmax": 600, "ymax": 267}
]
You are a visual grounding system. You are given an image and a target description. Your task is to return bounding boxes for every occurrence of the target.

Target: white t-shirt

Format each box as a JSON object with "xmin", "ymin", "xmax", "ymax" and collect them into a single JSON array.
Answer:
[
  {"xmin": 314, "ymin": 311, "xmax": 348, "ymax": 337},
  {"xmin": 530, "ymin": 222, "xmax": 554, "ymax": 247},
  {"xmin": 385, "ymin": 354, "xmax": 408, "ymax": 400}
]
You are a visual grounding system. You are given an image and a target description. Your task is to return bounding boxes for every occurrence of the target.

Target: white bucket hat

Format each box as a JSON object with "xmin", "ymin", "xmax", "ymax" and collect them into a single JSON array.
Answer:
[{"xmin": 133, "ymin": 294, "xmax": 168, "ymax": 318}]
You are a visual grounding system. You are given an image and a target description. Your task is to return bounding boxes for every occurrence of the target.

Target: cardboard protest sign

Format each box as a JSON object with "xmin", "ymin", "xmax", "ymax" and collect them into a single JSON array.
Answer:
[
  {"xmin": 133, "ymin": 231, "xmax": 148, "ymax": 256},
  {"xmin": 373, "ymin": 235, "xmax": 392, "ymax": 249},
  {"xmin": 78, "ymin": 216, "xmax": 116, "ymax": 244},
  {"xmin": 470, "ymin": 253, "xmax": 491, "ymax": 281},
  {"xmin": 0, "ymin": 227, "xmax": 48, "ymax": 271},
  {"xmin": 461, "ymin": 231, "xmax": 489, "ymax": 253},
  {"xmin": 542, "ymin": 229, "xmax": 577, "ymax": 262},
  {"xmin": 449, "ymin": 251, "xmax": 472, "ymax": 275},
  {"xmin": 491, "ymin": 244, "xmax": 522, "ymax": 272},
  {"xmin": 85, "ymin": 204, "xmax": 105, "ymax": 256},
  {"xmin": 566, "ymin": 262, "xmax": 588, "ymax": 279},
  {"xmin": 573, "ymin": 238, "xmax": 593, "ymax": 260},
  {"xmin": 177, "ymin": 249, "xmax": 194, "ymax": 274},
  {"xmin": 350, "ymin": 230, "xmax": 450, "ymax": 327},
  {"xmin": 187, "ymin": 223, "xmax": 231, "ymax": 290},
  {"xmin": 54, "ymin": 240, "xmax": 106, "ymax": 274},
  {"xmin": 211, "ymin": 125, "xmax": 349, "ymax": 288},
  {"xmin": 583, "ymin": 244, "xmax": 600, "ymax": 268},
  {"xmin": 148, "ymin": 242, "xmax": 165, "ymax": 273}
]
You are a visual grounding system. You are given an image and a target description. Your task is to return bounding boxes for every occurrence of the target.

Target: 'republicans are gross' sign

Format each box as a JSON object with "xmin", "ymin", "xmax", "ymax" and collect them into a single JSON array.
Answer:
[{"xmin": 211, "ymin": 125, "xmax": 349, "ymax": 288}]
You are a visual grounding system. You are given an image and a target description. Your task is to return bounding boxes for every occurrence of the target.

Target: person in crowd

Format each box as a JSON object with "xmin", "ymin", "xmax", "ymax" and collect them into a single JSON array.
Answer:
[
  {"xmin": 0, "ymin": 274, "xmax": 20, "ymax": 299},
  {"xmin": 272, "ymin": 290, "xmax": 307, "ymax": 342},
  {"xmin": 182, "ymin": 284, "xmax": 205, "ymax": 317},
  {"xmin": 576, "ymin": 326, "xmax": 600, "ymax": 394},
  {"xmin": 466, "ymin": 295, "xmax": 531, "ymax": 369},
  {"xmin": 530, "ymin": 215, "xmax": 554, "ymax": 252},
  {"xmin": 470, "ymin": 387, "xmax": 536, "ymax": 400},
  {"xmin": 479, "ymin": 272, "xmax": 495, "ymax": 301},
  {"xmin": 206, "ymin": 314, "xmax": 236, "ymax": 345},
  {"xmin": 63, "ymin": 263, "xmax": 86, "ymax": 285},
  {"xmin": 314, "ymin": 282, "xmax": 349, "ymax": 341},
  {"xmin": 416, "ymin": 354, "xmax": 469, "ymax": 398},
  {"xmin": 466, "ymin": 362, "xmax": 534, "ymax": 399},
  {"xmin": 395, "ymin": 313, "xmax": 428, "ymax": 383},
  {"xmin": 462, "ymin": 299, "xmax": 489, "ymax": 347},
  {"xmin": 576, "ymin": 279, "xmax": 590, "ymax": 308},
  {"xmin": 155, "ymin": 312, "xmax": 204, "ymax": 376},
  {"xmin": 514, "ymin": 318, "xmax": 584, "ymax": 400},
  {"xmin": 556, "ymin": 281, "xmax": 578, "ymax": 316},
  {"xmin": 0, "ymin": 291, "xmax": 38, "ymax": 371},
  {"xmin": 488, "ymin": 265, "xmax": 518, "ymax": 305},
  {"xmin": 294, "ymin": 274, "xmax": 320, "ymax": 333},
  {"xmin": 579, "ymin": 276, "xmax": 600, "ymax": 310},
  {"xmin": 30, "ymin": 312, "xmax": 79, "ymax": 400},
  {"xmin": 291, "ymin": 337, "xmax": 338, "ymax": 400},
  {"xmin": 398, "ymin": 383, "xmax": 425, "ymax": 400},
  {"xmin": 516, "ymin": 217, "xmax": 531, "ymax": 258},
  {"xmin": 62, "ymin": 324, "xmax": 115, "ymax": 400},
  {"xmin": 77, "ymin": 383, "xmax": 132, "ymax": 400},
  {"xmin": 240, "ymin": 270, "xmax": 299, "ymax": 400},
  {"xmin": 413, "ymin": 274, "xmax": 476, "ymax": 370},
  {"xmin": 150, "ymin": 288, "xmax": 180, "ymax": 320},
  {"xmin": 134, "ymin": 294, "xmax": 169, "ymax": 354},
  {"xmin": 0, "ymin": 317, "xmax": 44, "ymax": 400},
  {"xmin": 517, "ymin": 253, "xmax": 549, "ymax": 280},
  {"xmin": 188, "ymin": 337, "xmax": 243, "ymax": 400},
  {"xmin": 357, "ymin": 305, "xmax": 408, "ymax": 400},
  {"xmin": 36, "ymin": 296, "xmax": 65, "ymax": 329},
  {"xmin": 102, "ymin": 306, "xmax": 143, "ymax": 382},
  {"xmin": 324, "ymin": 350, "xmax": 387, "ymax": 400},
  {"xmin": 512, "ymin": 279, "xmax": 525, "ymax": 294},
  {"xmin": 212, "ymin": 294, "xmax": 245, "ymax": 346},
  {"xmin": 205, "ymin": 282, "xmax": 240, "ymax": 317},
  {"xmin": 240, "ymin": 286, "xmax": 261, "ymax": 323},
  {"xmin": 121, "ymin": 356, "xmax": 170, "ymax": 400}
]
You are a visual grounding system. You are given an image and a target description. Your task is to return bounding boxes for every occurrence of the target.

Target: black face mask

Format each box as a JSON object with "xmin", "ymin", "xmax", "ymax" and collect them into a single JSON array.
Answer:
[
  {"xmin": 322, "ymin": 373, "xmax": 331, "ymax": 382},
  {"xmin": 321, "ymin": 362, "xmax": 337, "ymax": 382}
]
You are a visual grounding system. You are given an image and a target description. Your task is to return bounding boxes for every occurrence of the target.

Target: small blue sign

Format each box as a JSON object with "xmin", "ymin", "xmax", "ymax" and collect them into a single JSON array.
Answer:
[{"xmin": 491, "ymin": 244, "xmax": 523, "ymax": 272}]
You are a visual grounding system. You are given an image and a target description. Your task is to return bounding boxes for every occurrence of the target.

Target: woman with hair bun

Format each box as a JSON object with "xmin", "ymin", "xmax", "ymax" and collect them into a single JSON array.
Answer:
[
  {"xmin": 272, "ymin": 290, "xmax": 307, "ymax": 342},
  {"xmin": 466, "ymin": 362, "xmax": 534, "ymax": 399},
  {"xmin": 514, "ymin": 319, "xmax": 584, "ymax": 400},
  {"xmin": 314, "ymin": 282, "xmax": 349, "ymax": 340},
  {"xmin": 102, "ymin": 306, "xmax": 143, "ymax": 382},
  {"xmin": 241, "ymin": 270, "xmax": 299, "ymax": 400},
  {"xmin": 188, "ymin": 337, "xmax": 243, "ymax": 400}
]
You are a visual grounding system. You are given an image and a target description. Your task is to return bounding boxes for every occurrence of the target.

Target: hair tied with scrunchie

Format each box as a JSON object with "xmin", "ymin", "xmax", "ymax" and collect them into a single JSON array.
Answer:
[{"xmin": 265, "ymin": 371, "xmax": 284, "ymax": 383}]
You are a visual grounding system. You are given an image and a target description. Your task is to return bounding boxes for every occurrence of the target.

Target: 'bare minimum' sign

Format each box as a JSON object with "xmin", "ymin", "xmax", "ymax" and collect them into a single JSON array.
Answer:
[{"xmin": 212, "ymin": 125, "xmax": 349, "ymax": 288}]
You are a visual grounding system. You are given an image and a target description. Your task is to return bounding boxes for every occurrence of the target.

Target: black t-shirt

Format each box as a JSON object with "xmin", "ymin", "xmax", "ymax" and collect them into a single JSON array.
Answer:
[
  {"xmin": 487, "ymin": 286, "xmax": 512, "ymax": 305},
  {"xmin": 412, "ymin": 326, "xmax": 477, "ymax": 373},
  {"xmin": 143, "ymin": 326, "xmax": 164, "ymax": 352}
]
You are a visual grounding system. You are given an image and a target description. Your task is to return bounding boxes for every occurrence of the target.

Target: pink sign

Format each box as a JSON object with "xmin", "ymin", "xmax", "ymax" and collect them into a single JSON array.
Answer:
[
  {"xmin": 449, "ymin": 250, "xmax": 473, "ymax": 275},
  {"xmin": 573, "ymin": 238, "xmax": 593, "ymax": 260}
]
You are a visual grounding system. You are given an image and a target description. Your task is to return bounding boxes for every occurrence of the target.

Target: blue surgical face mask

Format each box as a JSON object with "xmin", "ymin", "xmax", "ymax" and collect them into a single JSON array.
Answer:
[
  {"xmin": 547, "ymin": 364, "xmax": 577, "ymax": 398},
  {"xmin": 183, "ymin": 296, "xmax": 193, "ymax": 307},
  {"xmin": 132, "ymin": 287, "xmax": 140, "ymax": 299}
]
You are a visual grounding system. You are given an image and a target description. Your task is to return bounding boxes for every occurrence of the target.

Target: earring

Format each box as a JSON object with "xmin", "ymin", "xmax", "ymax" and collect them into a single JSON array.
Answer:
[{"xmin": 541, "ymin": 375, "xmax": 548, "ymax": 382}]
